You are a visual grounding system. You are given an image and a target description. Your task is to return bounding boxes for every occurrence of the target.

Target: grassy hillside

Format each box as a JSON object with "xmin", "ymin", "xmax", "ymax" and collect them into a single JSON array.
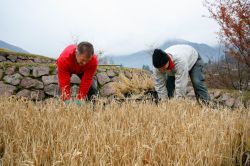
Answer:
[
  {"xmin": 0, "ymin": 97, "xmax": 249, "ymax": 165},
  {"xmin": 0, "ymin": 40, "xmax": 29, "ymax": 53}
]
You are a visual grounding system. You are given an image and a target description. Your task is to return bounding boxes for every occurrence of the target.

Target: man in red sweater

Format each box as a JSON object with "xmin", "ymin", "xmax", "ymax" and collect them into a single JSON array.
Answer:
[{"xmin": 57, "ymin": 42, "xmax": 98, "ymax": 104}]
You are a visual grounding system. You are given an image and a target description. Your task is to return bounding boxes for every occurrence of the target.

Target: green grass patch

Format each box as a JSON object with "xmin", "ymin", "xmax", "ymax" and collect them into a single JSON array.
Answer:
[
  {"xmin": 0, "ymin": 62, "xmax": 56, "ymax": 70},
  {"xmin": 0, "ymin": 48, "xmax": 55, "ymax": 61}
]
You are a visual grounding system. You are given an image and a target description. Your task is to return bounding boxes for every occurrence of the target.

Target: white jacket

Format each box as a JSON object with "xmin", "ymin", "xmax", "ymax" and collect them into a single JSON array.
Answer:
[{"xmin": 153, "ymin": 44, "xmax": 198, "ymax": 99}]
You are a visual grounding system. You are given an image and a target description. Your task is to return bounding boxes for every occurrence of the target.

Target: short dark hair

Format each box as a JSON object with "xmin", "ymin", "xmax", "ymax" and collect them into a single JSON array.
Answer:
[
  {"xmin": 152, "ymin": 49, "xmax": 169, "ymax": 68},
  {"xmin": 77, "ymin": 42, "xmax": 94, "ymax": 58}
]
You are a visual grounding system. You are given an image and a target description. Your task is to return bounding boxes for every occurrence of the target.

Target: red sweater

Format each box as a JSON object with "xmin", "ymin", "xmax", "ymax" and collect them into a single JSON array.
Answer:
[{"xmin": 56, "ymin": 45, "xmax": 98, "ymax": 100}]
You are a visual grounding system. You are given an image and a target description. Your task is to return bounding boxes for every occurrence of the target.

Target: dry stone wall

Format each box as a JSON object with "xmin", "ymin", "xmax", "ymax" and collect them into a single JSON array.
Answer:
[
  {"xmin": 0, "ymin": 63, "xmax": 151, "ymax": 101},
  {"xmin": 0, "ymin": 50, "xmax": 55, "ymax": 64},
  {"xmin": 0, "ymin": 50, "xmax": 249, "ymax": 109}
]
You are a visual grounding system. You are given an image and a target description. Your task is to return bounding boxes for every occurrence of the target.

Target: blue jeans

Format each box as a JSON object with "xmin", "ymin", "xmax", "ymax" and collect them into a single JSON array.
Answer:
[{"xmin": 166, "ymin": 55, "xmax": 210, "ymax": 103}]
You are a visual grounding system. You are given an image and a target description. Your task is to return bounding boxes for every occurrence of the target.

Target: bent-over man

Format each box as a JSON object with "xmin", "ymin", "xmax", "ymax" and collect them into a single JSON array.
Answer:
[
  {"xmin": 57, "ymin": 42, "xmax": 98, "ymax": 105},
  {"xmin": 152, "ymin": 44, "xmax": 210, "ymax": 104}
]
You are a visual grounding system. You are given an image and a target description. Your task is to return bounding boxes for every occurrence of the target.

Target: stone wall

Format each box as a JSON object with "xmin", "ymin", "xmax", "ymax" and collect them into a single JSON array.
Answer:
[
  {"xmin": 0, "ymin": 50, "xmax": 249, "ymax": 109},
  {"xmin": 0, "ymin": 49, "xmax": 55, "ymax": 64},
  {"xmin": 186, "ymin": 87, "xmax": 250, "ymax": 108},
  {"xmin": 0, "ymin": 63, "xmax": 152, "ymax": 101}
]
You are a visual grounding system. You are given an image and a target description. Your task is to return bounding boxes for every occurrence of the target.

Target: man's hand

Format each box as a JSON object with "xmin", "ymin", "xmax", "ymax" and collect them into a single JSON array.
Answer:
[
  {"xmin": 75, "ymin": 100, "xmax": 83, "ymax": 106},
  {"xmin": 64, "ymin": 99, "xmax": 85, "ymax": 106},
  {"xmin": 64, "ymin": 99, "xmax": 71, "ymax": 105}
]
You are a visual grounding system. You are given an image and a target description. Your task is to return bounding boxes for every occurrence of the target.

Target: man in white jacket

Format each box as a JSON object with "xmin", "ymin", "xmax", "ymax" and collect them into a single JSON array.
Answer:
[{"xmin": 152, "ymin": 44, "xmax": 210, "ymax": 103}]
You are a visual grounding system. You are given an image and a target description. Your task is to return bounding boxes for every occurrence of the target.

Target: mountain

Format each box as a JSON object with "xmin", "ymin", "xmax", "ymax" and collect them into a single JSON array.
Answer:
[
  {"xmin": 107, "ymin": 39, "xmax": 224, "ymax": 68},
  {"xmin": 0, "ymin": 40, "xmax": 29, "ymax": 53}
]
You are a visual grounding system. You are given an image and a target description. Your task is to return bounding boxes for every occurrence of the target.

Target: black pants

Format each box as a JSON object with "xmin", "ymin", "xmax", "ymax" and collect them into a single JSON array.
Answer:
[{"xmin": 77, "ymin": 73, "xmax": 98, "ymax": 100}]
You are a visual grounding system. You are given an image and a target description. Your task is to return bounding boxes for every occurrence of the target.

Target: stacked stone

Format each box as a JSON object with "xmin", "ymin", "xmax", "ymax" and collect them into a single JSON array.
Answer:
[
  {"xmin": 0, "ymin": 52, "xmax": 55, "ymax": 63},
  {"xmin": 0, "ymin": 65, "xmax": 83, "ymax": 100},
  {"xmin": 186, "ymin": 87, "xmax": 250, "ymax": 108},
  {"xmin": 0, "ymin": 62, "xmax": 249, "ymax": 109},
  {"xmin": 97, "ymin": 68, "xmax": 126, "ymax": 97},
  {"xmin": 0, "ymin": 64, "xmax": 144, "ymax": 100}
]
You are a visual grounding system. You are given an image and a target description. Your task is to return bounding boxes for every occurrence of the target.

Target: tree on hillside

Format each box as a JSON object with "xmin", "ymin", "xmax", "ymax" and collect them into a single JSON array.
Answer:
[{"xmin": 204, "ymin": 0, "xmax": 250, "ymax": 90}]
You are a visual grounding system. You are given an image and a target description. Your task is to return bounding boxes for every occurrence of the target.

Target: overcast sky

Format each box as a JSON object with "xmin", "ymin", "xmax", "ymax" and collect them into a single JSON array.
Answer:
[{"xmin": 1, "ymin": 0, "xmax": 219, "ymax": 58}]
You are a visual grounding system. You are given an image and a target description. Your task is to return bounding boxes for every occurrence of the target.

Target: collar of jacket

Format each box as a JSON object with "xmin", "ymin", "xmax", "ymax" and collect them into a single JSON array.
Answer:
[{"xmin": 167, "ymin": 53, "xmax": 175, "ymax": 70}]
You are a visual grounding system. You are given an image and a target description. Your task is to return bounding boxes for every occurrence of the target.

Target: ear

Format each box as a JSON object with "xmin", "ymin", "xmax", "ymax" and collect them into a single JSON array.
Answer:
[{"xmin": 166, "ymin": 61, "xmax": 170, "ymax": 68}]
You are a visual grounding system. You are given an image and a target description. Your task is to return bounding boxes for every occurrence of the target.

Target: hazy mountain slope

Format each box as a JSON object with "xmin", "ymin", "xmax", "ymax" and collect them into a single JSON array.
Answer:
[
  {"xmin": 0, "ymin": 40, "xmax": 29, "ymax": 53},
  {"xmin": 108, "ymin": 39, "xmax": 224, "ymax": 68}
]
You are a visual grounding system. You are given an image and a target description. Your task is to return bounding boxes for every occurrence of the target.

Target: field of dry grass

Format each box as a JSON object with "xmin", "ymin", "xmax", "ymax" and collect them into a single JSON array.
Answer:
[{"xmin": 0, "ymin": 96, "xmax": 249, "ymax": 166}]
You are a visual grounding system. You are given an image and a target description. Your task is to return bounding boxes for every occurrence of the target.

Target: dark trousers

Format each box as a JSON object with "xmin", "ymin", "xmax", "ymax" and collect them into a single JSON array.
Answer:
[
  {"xmin": 77, "ymin": 73, "xmax": 98, "ymax": 100},
  {"xmin": 166, "ymin": 55, "xmax": 210, "ymax": 103}
]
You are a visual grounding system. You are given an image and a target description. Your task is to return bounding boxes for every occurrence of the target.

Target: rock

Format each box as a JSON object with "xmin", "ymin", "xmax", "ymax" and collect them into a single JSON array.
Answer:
[
  {"xmin": 0, "ymin": 81, "xmax": 16, "ymax": 96},
  {"xmin": 44, "ymin": 84, "xmax": 59, "ymax": 96},
  {"xmin": 27, "ymin": 56, "xmax": 35, "ymax": 60},
  {"xmin": 97, "ymin": 72, "xmax": 111, "ymax": 85},
  {"xmin": 107, "ymin": 95, "xmax": 116, "ymax": 100},
  {"xmin": 220, "ymin": 93, "xmax": 230, "ymax": 101},
  {"xmin": 225, "ymin": 98, "xmax": 235, "ymax": 108},
  {"xmin": 209, "ymin": 92, "xmax": 215, "ymax": 100},
  {"xmin": 107, "ymin": 70, "xmax": 116, "ymax": 77},
  {"xmin": 71, "ymin": 85, "xmax": 79, "ymax": 97},
  {"xmin": 113, "ymin": 70, "xmax": 121, "ymax": 75},
  {"xmin": 186, "ymin": 86, "xmax": 193, "ymax": 94},
  {"xmin": 18, "ymin": 56, "xmax": 28, "ymax": 60},
  {"xmin": 5, "ymin": 66, "xmax": 16, "ymax": 75},
  {"xmin": 19, "ymin": 67, "xmax": 30, "ymax": 76},
  {"xmin": 111, "ymin": 76, "xmax": 120, "ymax": 82},
  {"xmin": 187, "ymin": 91, "xmax": 196, "ymax": 98},
  {"xmin": 100, "ymin": 82, "xmax": 116, "ymax": 97},
  {"xmin": 213, "ymin": 90, "xmax": 222, "ymax": 99},
  {"xmin": 16, "ymin": 59, "xmax": 34, "ymax": 63},
  {"xmin": 124, "ymin": 71, "xmax": 132, "ymax": 79},
  {"xmin": 97, "ymin": 68, "xmax": 107, "ymax": 72},
  {"xmin": 34, "ymin": 58, "xmax": 43, "ymax": 63},
  {"xmin": 52, "ymin": 68, "xmax": 58, "ymax": 75},
  {"xmin": 7, "ymin": 54, "xmax": 17, "ymax": 62},
  {"xmin": 242, "ymin": 151, "xmax": 250, "ymax": 166},
  {"xmin": 16, "ymin": 89, "xmax": 31, "ymax": 99},
  {"xmin": 0, "ymin": 69, "xmax": 3, "ymax": 80},
  {"xmin": 71, "ymin": 74, "xmax": 81, "ymax": 84},
  {"xmin": 233, "ymin": 97, "xmax": 244, "ymax": 108},
  {"xmin": 31, "ymin": 90, "xmax": 45, "ymax": 100},
  {"xmin": 3, "ymin": 73, "xmax": 22, "ymax": 85},
  {"xmin": 32, "ymin": 66, "xmax": 50, "ymax": 77},
  {"xmin": 20, "ymin": 77, "xmax": 44, "ymax": 89},
  {"xmin": 245, "ymin": 100, "xmax": 250, "ymax": 109},
  {"xmin": 0, "ymin": 55, "xmax": 6, "ymax": 62},
  {"xmin": 42, "ymin": 75, "xmax": 58, "ymax": 85}
]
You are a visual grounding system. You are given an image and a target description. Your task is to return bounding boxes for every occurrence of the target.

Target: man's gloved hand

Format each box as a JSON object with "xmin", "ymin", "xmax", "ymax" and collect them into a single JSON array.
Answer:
[
  {"xmin": 64, "ymin": 99, "xmax": 84, "ymax": 106},
  {"xmin": 64, "ymin": 99, "xmax": 71, "ymax": 105},
  {"xmin": 75, "ymin": 100, "xmax": 83, "ymax": 106}
]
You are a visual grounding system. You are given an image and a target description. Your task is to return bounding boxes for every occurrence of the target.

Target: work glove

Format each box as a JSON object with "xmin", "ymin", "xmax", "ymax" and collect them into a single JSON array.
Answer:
[
  {"xmin": 64, "ymin": 99, "xmax": 71, "ymax": 105},
  {"xmin": 75, "ymin": 100, "xmax": 83, "ymax": 106},
  {"xmin": 64, "ymin": 99, "xmax": 84, "ymax": 106}
]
